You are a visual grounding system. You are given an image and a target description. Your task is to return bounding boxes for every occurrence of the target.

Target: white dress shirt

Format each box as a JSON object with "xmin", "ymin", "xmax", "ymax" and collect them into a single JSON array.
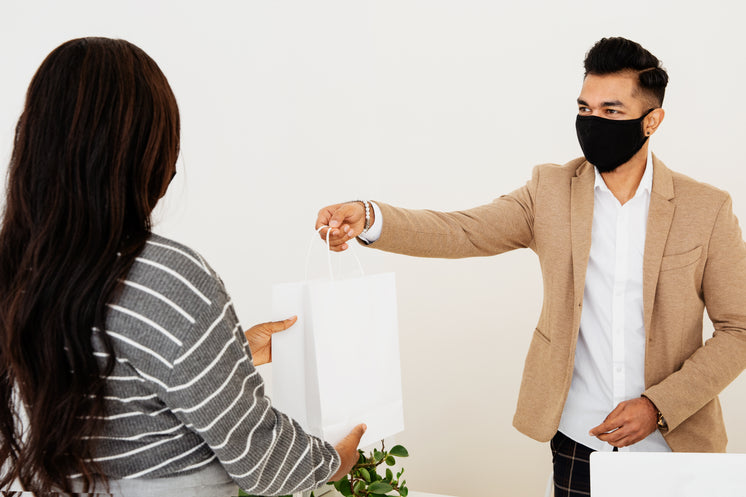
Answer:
[
  {"xmin": 360, "ymin": 150, "xmax": 671, "ymax": 452},
  {"xmin": 559, "ymin": 150, "xmax": 669, "ymax": 452}
]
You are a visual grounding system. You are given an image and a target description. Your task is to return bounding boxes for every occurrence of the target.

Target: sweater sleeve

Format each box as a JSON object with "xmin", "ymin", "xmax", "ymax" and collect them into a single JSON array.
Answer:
[{"xmin": 161, "ymin": 276, "xmax": 340, "ymax": 496}]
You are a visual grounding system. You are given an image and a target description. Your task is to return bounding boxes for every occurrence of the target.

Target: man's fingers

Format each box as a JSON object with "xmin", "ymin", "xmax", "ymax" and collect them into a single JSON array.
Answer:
[
  {"xmin": 596, "ymin": 427, "xmax": 625, "ymax": 444},
  {"xmin": 328, "ymin": 203, "xmax": 358, "ymax": 229},
  {"xmin": 590, "ymin": 417, "xmax": 620, "ymax": 437},
  {"xmin": 315, "ymin": 203, "xmax": 365, "ymax": 253},
  {"xmin": 316, "ymin": 204, "xmax": 342, "ymax": 230},
  {"xmin": 590, "ymin": 402, "xmax": 627, "ymax": 436}
]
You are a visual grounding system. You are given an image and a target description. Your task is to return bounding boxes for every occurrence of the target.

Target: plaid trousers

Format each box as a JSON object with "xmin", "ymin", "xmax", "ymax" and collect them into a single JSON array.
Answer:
[{"xmin": 551, "ymin": 431, "xmax": 617, "ymax": 496}]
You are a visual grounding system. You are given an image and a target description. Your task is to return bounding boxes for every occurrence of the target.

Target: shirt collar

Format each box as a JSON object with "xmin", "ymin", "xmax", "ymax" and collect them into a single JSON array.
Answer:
[{"xmin": 594, "ymin": 148, "xmax": 654, "ymax": 196}]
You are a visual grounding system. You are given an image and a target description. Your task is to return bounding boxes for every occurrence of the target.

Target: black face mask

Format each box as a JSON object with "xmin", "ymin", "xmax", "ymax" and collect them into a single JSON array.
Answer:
[{"xmin": 575, "ymin": 109, "xmax": 653, "ymax": 173}]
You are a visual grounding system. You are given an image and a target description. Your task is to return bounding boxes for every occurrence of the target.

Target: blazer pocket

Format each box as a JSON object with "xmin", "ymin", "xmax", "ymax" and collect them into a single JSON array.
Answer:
[
  {"xmin": 533, "ymin": 327, "xmax": 551, "ymax": 345},
  {"xmin": 660, "ymin": 246, "xmax": 702, "ymax": 272}
]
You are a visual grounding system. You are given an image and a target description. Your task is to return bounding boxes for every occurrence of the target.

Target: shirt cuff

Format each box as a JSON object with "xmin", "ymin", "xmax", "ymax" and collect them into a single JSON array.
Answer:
[{"xmin": 357, "ymin": 201, "xmax": 382, "ymax": 244}]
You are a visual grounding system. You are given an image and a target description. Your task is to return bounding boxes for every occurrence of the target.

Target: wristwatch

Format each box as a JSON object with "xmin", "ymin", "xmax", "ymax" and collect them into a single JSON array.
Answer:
[
  {"xmin": 657, "ymin": 410, "xmax": 668, "ymax": 431},
  {"xmin": 642, "ymin": 394, "xmax": 668, "ymax": 431}
]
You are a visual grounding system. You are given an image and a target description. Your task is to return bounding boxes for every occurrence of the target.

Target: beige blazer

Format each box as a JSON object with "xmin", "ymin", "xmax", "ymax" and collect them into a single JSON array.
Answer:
[{"xmin": 369, "ymin": 155, "xmax": 746, "ymax": 452}]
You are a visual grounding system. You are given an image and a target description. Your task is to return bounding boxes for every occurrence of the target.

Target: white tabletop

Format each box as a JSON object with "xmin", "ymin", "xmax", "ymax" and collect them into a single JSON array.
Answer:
[
  {"xmin": 591, "ymin": 452, "xmax": 746, "ymax": 497},
  {"xmin": 318, "ymin": 488, "xmax": 455, "ymax": 497},
  {"xmin": 408, "ymin": 492, "xmax": 457, "ymax": 497}
]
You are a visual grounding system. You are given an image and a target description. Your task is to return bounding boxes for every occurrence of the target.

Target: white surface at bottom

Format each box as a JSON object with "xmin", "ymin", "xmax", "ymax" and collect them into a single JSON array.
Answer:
[
  {"xmin": 317, "ymin": 488, "xmax": 456, "ymax": 497},
  {"xmin": 591, "ymin": 452, "xmax": 746, "ymax": 497},
  {"xmin": 408, "ymin": 493, "xmax": 458, "ymax": 497}
]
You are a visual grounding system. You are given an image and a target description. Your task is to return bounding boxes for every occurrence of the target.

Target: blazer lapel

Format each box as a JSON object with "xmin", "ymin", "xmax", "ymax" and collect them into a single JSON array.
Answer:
[
  {"xmin": 571, "ymin": 162, "xmax": 595, "ymax": 308},
  {"xmin": 643, "ymin": 155, "xmax": 676, "ymax": 334}
]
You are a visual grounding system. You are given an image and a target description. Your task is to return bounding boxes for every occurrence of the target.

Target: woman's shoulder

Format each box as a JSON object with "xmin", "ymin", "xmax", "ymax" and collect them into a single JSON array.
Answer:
[
  {"xmin": 106, "ymin": 234, "xmax": 235, "ymax": 364},
  {"xmin": 140, "ymin": 233, "xmax": 214, "ymax": 273},
  {"xmin": 121, "ymin": 233, "xmax": 227, "ymax": 318}
]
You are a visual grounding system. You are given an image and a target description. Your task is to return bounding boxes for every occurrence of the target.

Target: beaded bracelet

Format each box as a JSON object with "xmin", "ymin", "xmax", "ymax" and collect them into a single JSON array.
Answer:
[{"xmin": 353, "ymin": 200, "xmax": 371, "ymax": 235}]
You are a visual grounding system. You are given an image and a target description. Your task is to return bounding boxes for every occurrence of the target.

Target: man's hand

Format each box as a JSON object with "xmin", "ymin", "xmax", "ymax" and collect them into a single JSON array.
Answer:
[
  {"xmin": 244, "ymin": 316, "xmax": 297, "ymax": 366},
  {"xmin": 315, "ymin": 202, "xmax": 370, "ymax": 252},
  {"xmin": 330, "ymin": 424, "xmax": 367, "ymax": 481},
  {"xmin": 589, "ymin": 397, "xmax": 658, "ymax": 448}
]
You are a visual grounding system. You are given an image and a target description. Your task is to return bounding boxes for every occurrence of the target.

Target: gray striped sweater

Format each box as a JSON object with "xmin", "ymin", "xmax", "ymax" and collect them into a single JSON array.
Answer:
[{"xmin": 83, "ymin": 233, "xmax": 340, "ymax": 495}]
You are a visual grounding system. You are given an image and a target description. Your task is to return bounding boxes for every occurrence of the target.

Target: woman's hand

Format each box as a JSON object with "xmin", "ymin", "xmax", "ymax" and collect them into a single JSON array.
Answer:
[
  {"xmin": 329, "ymin": 424, "xmax": 367, "ymax": 481},
  {"xmin": 244, "ymin": 316, "xmax": 297, "ymax": 366}
]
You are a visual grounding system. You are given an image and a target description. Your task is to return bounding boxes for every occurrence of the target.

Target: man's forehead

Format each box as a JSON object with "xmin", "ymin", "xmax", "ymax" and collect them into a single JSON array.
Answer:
[{"xmin": 578, "ymin": 72, "xmax": 640, "ymax": 105}]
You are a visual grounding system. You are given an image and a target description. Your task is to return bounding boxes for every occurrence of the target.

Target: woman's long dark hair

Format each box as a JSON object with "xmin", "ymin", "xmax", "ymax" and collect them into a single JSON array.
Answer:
[{"xmin": 0, "ymin": 37, "xmax": 180, "ymax": 493}]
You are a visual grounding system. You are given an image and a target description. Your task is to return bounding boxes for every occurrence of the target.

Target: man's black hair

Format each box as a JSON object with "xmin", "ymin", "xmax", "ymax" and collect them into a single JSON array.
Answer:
[{"xmin": 584, "ymin": 37, "xmax": 669, "ymax": 106}]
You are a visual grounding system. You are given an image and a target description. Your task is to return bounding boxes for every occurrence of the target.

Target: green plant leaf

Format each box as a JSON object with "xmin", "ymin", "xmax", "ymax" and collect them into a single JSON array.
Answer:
[
  {"xmin": 400, "ymin": 486, "xmax": 409, "ymax": 496},
  {"xmin": 389, "ymin": 445, "xmax": 409, "ymax": 457},
  {"xmin": 353, "ymin": 480, "xmax": 366, "ymax": 493},
  {"xmin": 368, "ymin": 481, "xmax": 394, "ymax": 494},
  {"xmin": 385, "ymin": 455, "xmax": 396, "ymax": 466},
  {"xmin": 373, "ymin": 449, "xmax": 384, "ymax": 462},
  {"xmin": 359, "ymin": 467, "xmax": 371, "ymax": 482},
  {"xmin": 385, "ymin": 468, "xmax": 393, "ymax": 482},
  {"xmin": 339, "ymin": 478, "xmax": 353, "ymax": 497}
]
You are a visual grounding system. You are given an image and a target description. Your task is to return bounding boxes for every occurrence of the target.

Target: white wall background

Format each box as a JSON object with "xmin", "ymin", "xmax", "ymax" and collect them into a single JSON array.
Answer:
[{"xmin": 1, "ymin": 1, "xmax": 745, "ymax": 495}]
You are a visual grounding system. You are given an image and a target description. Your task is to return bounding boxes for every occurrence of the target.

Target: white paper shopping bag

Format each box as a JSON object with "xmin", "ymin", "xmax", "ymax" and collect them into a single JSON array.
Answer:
[{"xmin": 271, "ymin": 230, "xmax": 404, "ymax": 447}]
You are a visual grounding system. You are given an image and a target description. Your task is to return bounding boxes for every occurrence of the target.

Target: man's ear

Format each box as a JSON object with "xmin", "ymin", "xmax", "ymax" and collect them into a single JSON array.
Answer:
[{"xmin": 644, "ymin": 108, "xmax": 665, "ymax": 137}]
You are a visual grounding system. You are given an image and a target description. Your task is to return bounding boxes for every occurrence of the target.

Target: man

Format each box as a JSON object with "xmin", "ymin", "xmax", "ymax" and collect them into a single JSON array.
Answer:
[{"xmin": 315, "ymin": 37, "xmax": 746, "ymax": 496}]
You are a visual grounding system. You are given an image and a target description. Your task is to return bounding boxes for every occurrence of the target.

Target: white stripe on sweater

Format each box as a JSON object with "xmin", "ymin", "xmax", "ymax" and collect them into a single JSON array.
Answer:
[
  {"xmin": 83, "ymin": 424, "xmax": 185, "ymax": 441},
  {"xmin": 145, "ymin": 240, "xmax": 209, "ymax": 273},
  {"xmin": 90, "ymin": 433, "xmax": 185, "ymax": 462},
  {"xmin": 195, "ymin": 374, "xmax": 259, "ymax": 433},
  {"xmin": 106, "ymin": 331, "xmax": 173, "ymax": 369},
  {"xmin": 261, "ymin": 420, "xmax": 299, "ymax": 494},
  {"xmin": 135, "ymin": 257, "xmax": 211, "ymax": 304},
  {"xmin": 229, "ymin": 426, "xmax": 278, "ymax": 479},
  {"xmin": 173, "ymin": 366, "xmax": 258, "ymax": 416},
  {"xmin": 168, "ymin": 337, "xmax": 240, "ymax": 392},
  {"xmin": 214, "ymin": 398, "xmax": 270, "ymax": 452},
  {"xmin": 107, "ymin": 304, "xmax": 182, "ymax": 346},
  {"xmin": 101, "ymin": 393, "xmax": 158, "ymax": 403},
  {"xmin": 173, "ymin": 454, "xmax": 217, "ymax": 474},
  {"xmin": 277, "ymin": 444, "xmax": 313, "ymax": 494},
  {"xmin": 102, "ymin": 375, "xmax": 146, "ymax": 382},
  {"xmin": 86, "ymin": 407, "xmax": 171, "ymax": 421},
  {"xmin": 173, "ymin": 300, "xmax": 232, "ymax": 365},
  {"xmin": 283, "ymin": 445, "xmax": 318, "ymax": 495},
  {"xmin": 124, "ymin": 441, "xmax": 208, "ymax": 479},
  {"xmin": 121, "ymin": 279, "xmax": 196, "ymax": 324},
  {"xmin": 239, "ymin": 417, "xmax": 285, "ymax": 492}
]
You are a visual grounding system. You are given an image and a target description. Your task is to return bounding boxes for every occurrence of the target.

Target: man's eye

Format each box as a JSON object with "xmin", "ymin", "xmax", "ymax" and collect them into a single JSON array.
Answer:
[
  {"xmin": 578, "ymin": 107, "xmax": 590, "ymax": 113},
  {"xmin": 605, "ymin": 109, "xmax": 619, "ymax": 115}
]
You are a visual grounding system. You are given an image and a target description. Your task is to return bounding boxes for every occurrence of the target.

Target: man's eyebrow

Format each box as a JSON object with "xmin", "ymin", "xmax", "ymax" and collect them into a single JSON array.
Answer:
[{"xmin": 577, "ymin": 98, "xmax": 626, "ymax": 107}]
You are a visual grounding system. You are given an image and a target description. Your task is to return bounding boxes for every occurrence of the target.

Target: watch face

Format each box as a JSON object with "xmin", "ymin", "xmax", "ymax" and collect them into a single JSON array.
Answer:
[{"xmin": 657, "ymin": 413, "xmax": 668, "ymax": 429}]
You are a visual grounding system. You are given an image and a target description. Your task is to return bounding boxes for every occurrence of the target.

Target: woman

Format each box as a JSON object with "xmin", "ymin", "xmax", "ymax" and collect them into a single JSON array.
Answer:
[{"xmin": 0, "ymin": 37, "xmax": 363, "ymax": 496}]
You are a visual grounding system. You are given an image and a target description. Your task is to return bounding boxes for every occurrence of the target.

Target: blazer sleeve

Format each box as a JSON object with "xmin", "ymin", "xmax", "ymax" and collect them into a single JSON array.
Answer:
[
  {"xmin": 367, "ymin": 166, "xmax": 540, "ymax": 258},
  {"xmin": 644, "ymin": 195, "xmax": 746, "ymax": 433}
]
